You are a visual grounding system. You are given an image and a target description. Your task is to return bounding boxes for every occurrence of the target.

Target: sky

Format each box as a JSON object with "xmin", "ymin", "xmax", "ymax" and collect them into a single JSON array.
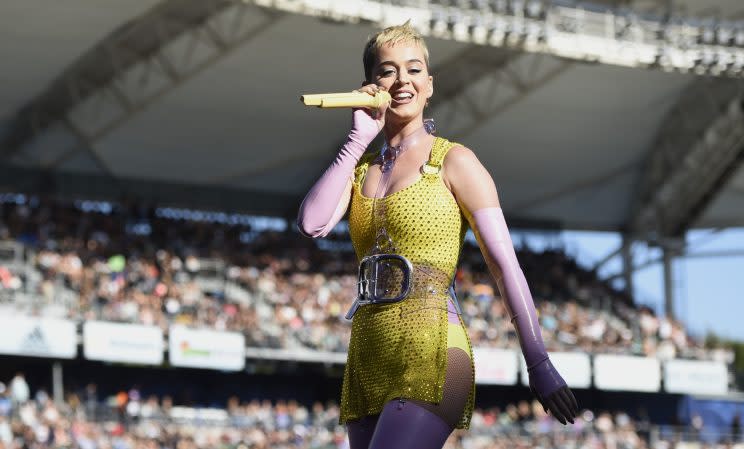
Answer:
[{"xmin": 537, "ymin": 228, "xmax": 744, "ymax": 343}]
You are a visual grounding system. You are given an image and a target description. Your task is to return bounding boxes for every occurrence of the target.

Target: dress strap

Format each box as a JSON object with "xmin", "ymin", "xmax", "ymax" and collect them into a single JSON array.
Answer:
[
  {"xmin": 353, "ymin": 151, "xmax": 378, "ymax": 185},
  {"xmin": 422, "ymin": 137, "xmax": 460, "ymax": 175}
]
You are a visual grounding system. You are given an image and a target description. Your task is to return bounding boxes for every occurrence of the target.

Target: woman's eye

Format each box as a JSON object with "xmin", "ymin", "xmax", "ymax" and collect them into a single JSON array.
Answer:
[
  {"xmin": 409, "ymin": 68, "xmax": 422, "ymax": 74},
  {"xmin": 381, "ymin": 69, "xmax": 395, "ymax": 77}
]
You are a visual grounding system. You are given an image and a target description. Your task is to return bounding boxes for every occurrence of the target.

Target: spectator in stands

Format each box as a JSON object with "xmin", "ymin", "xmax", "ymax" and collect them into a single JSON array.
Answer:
[
  {"xmin": 0, "ymin": 374, "xmax": 739, "ymax": 449},
  {"xmin": 9, "ymin": 373, "xmax": 29, "ymax": 407},
  {"xmin": 732, "ymin": 413, "xmax": 741, "ymax": 442},
  {"xmin": 0, "ymin": 380, "xmax": 633, "ymax": 449},
  {"xmin": 0, "ymin": 383, "xmax": 11, "ymax": 417},
  {"xmin": 84, "ymin": 383, "xmax": 98, "ymax": 421},
  {"xmin": 296, "ymin": 21, "xmax": 576, "ymax": 449},
  {"xmin": 690, "ymin": 413, "xmax": 704, "ymax": 441}
]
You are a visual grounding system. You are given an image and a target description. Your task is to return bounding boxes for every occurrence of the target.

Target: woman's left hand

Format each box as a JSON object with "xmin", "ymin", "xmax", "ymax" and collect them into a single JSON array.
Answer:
[{"xmin": 528, "ymin": 358, "xmax": 579, "ymax": 425}]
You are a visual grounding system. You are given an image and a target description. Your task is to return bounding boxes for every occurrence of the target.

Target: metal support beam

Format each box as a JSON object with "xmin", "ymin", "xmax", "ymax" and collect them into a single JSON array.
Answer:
[
  {"xmin": 430, "ymin": 52, "xmax": 571, "ymax": 140},
  {"xmin": 600, "ymin": 238, "xmax": 679, "ymax": 316},
  {"xmin": 662, "ymin": 248, "xmax": 675, "ymax": 318},
  {"xmin": 52, "ymin": 362, "xmax": 64, "ymax": 406},
  {"xmin": 592, "ymin": 244, "xmax": 624, "ymax": 273},
  {"xmin": 685, "ymin": 249, "xmax": 744, "ymax": 258},
  {"xmin": 658, "ymin": 235, "xmax": 686, "ymax": 320},
  {"xmin": 61, "ymin": 118, "xmax": 116, "ymax": 177},
  {"xmin": 428, "ymin": 46, "xmax": 515, "ymax": 109},
  {"xmin": 621, "ymin": 236, "xmax": 635, "ymax": 296},
  {"xmin": 588, "ymin": 235, "xmax": 635, "ymax": 297},
  {"xmin": 1, "ymin": 0, "xmax": 283, "ymax": 165},
  {"xmin": 629, "ymin": 78, "xmax": 744, "ymax": 239}
]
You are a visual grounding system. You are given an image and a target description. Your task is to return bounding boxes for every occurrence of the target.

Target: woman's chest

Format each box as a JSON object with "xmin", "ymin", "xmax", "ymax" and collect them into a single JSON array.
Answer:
[
  {"xmin": 359, "ymin": 153, "xmax": 433, "ymax": 199},
  {"xmin": 349, "ymin": 178, "xmax": 463, "ymax": 242}
]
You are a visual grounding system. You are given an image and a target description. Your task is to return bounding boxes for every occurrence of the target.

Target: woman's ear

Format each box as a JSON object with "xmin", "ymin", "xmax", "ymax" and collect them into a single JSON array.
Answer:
[{"xmin": 428, "ymin": 75, "xmax": 434, "ymax": 99}]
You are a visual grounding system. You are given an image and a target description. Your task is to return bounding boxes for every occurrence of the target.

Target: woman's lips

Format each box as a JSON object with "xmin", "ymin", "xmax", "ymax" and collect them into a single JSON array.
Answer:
[{"xmin": 391, "ymin": 92, "xmax": 414, "ymax": 105}]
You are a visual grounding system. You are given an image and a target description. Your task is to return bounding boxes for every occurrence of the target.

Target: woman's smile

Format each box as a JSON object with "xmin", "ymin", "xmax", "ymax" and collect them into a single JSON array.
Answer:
[{"xmin": 391, "ymin": 90, "xmax": 415, "ymax": 105}]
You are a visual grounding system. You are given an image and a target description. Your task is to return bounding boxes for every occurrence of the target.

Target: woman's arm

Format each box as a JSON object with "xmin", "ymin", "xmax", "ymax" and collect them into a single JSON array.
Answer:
[
  {"xmin": 296, "ymin": 136, "xmax": 360, "ymax": 239},
  {"xmin": 443, "ymin": 146, "xmax": 579, "ymax": 424},
  {"xmin": 297, "ymin": 88, "xmax": 387, "ymax": 238}
]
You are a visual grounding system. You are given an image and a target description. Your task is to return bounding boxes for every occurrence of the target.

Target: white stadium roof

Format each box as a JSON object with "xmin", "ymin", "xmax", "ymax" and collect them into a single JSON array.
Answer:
[{"xmin": 1, "ymin": 0, "xmax": 743, "ymax": 240}]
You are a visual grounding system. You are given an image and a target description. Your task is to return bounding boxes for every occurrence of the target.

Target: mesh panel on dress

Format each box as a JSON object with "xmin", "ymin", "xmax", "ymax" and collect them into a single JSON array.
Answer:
[{"xmin": 409, "ymin": 347, "xmax": 474, "ymax": 428}]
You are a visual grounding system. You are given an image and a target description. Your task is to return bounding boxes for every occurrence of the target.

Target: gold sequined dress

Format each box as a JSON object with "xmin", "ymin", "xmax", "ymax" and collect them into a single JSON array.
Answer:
[{"xmin": 340, "ymin": 136, "xmax": 475, "ymax": 429}]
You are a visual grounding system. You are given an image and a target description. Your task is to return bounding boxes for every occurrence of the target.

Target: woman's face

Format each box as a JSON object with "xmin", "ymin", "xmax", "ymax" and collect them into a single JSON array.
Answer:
[{"xmin": 370, "ymin": 43, "xmax": 433, "ymax": 123}]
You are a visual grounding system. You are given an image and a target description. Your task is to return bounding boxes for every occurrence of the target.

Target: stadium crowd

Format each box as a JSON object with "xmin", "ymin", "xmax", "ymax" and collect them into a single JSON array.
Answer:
[
  {"xmin": 4, "ymin": 373, "xmax": 731, "ymax": 449},
  {"xmin": 0, "ymin": 195, "xmax": 730, "ymax": 361}
]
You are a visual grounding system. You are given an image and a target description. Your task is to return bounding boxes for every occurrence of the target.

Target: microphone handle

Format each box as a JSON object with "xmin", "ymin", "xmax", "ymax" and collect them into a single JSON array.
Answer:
[
  {"xmin": 301, "ymin": 93, "xmax": 356, "ymax": 106},
  {"xmin": 321, "ymin": 91, "xmax": 390, "ymax": 108},
  {"xmin": 300, "ymin": 91, "xmax": 391, "ymax": 108}
]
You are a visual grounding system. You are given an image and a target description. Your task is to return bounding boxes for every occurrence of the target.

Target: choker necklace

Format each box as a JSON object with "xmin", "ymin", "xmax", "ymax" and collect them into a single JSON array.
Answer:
[{"xmin": 378, "ymin": 118, "xmax": 436, "ymax": 173}]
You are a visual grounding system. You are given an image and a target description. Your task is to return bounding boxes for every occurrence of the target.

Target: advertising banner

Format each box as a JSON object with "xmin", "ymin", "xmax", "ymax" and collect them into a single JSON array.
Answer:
[
  {"xmin": 520, "ymin": 351, "xmax": 592, "ymax": 388},
  {"xmin": 83, "ymin": 321, "xmax": 164, "ymax": 365},
  {"xmin": 0, "ymin": 315, "xmax": 76, "ymax": 359},
  {"xmin": 169, "ymin": 326, "xmax": 245, "ymax": 371},
  {"xmin": 473, "ymin": 347, "xmax": 518, "ymax": 385},
  {"xmin": 594, "ymin": 354, "xmax": 661, "ymax": 392},
  {"xmin": 664, "ymin": 359, "xmax": 728, "ymax": 395}
]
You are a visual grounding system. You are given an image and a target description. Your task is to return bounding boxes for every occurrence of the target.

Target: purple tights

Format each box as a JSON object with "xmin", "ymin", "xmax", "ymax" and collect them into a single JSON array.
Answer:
[{"xmin": 347, "ymin": 399, "xmax": 453, "ymax": 449}]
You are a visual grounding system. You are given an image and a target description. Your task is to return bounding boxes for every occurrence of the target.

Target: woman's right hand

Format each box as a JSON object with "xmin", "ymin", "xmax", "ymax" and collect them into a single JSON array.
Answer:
[{"xmin": 350, "ymin": 84, "xmax": 389, "ymax": 145}]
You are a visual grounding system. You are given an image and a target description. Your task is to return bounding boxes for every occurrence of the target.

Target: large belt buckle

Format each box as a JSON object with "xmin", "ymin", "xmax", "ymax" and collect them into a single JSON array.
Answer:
[{"xmin": 345, "ymin": 254, "xmax": 413, "ymax": 320}]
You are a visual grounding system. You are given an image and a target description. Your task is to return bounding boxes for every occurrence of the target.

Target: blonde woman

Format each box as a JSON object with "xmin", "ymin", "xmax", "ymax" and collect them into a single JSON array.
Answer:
[{"xmin": 298, "ymin": 22, "xmax": 578, "ymax": 449}]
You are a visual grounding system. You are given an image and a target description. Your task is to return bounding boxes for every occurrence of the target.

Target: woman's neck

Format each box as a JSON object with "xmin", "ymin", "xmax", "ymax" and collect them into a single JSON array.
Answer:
[{"xmin": 383, "ymin": 118, "xmax": 427, "ymax": 147}]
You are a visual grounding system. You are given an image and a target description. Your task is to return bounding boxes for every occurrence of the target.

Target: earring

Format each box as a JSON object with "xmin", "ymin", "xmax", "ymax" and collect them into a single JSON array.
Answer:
[{"xmin": 424, "ymin": 119, "xmax": 436, "ymax": 134}]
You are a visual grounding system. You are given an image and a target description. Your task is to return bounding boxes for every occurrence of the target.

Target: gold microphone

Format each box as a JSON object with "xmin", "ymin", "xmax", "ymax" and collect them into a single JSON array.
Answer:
[{"xmin": 301, "ymin": 91, "xmax": 391, "ymax": 108}]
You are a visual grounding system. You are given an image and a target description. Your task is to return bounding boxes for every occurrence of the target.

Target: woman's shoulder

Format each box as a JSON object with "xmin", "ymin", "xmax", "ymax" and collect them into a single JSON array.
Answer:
[
  {"xmin": 438, "ymin": 139, "xmax": 489, "ymax": 190},
  {"xmin": 426, "ymin": 136, "xmax": 465, "ymax": 166},
  {"xmin": 436, "ymin": 138, "xmax": 477, "ymax": 167}
]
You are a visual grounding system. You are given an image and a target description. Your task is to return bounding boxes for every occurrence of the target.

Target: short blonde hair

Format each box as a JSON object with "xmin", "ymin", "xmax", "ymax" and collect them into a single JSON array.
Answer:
[{"xmin": 363, "ymin": 20, "xmax": 430, "ymax": 82}]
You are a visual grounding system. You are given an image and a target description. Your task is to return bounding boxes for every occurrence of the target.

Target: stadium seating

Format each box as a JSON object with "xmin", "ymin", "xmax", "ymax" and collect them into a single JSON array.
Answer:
[{"xmin": 0, "ymin": 197, "xmax": 727, "ymax": 361}]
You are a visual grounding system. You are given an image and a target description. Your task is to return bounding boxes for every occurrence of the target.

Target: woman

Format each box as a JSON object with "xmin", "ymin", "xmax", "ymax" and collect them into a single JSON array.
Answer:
[{"xmin": 297, "ymin": 22, "xmax": 578, "ymax": 449}]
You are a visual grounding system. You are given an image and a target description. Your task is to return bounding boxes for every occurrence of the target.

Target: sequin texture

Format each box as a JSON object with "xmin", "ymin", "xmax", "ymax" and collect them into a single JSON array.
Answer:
[{"xmin": 341, "ymin": 137, "xmax": 475, "ymax": 429}]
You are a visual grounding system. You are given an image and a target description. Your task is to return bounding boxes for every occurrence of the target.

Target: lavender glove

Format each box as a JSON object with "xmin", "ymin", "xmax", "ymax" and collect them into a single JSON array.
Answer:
[
  {"xmin": 471, "ymin": 207, "xmax": 578, "ymax": 424},
  {"xmin": 297, "ymin": 108, "xmax": 381, "ymax": 238}
]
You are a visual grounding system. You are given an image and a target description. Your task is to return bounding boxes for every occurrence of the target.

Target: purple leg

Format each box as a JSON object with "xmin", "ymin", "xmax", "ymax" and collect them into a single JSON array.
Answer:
[
  {"xmin": 347, "ymin": 414, "xmax": 379, "ymax": 449},
  {"xmin": 368, "ymin": 399, "xmax": 453, "ymax": 449}
]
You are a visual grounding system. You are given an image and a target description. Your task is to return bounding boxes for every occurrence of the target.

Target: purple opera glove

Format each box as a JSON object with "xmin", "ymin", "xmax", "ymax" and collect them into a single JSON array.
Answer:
[
  {"xmin": 297, "ymin": 108, "xmax": 381, "ymax": 238},
  {"xmin": 471, "ymin": 207, "xmax": 579, "ymax": 425}
]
